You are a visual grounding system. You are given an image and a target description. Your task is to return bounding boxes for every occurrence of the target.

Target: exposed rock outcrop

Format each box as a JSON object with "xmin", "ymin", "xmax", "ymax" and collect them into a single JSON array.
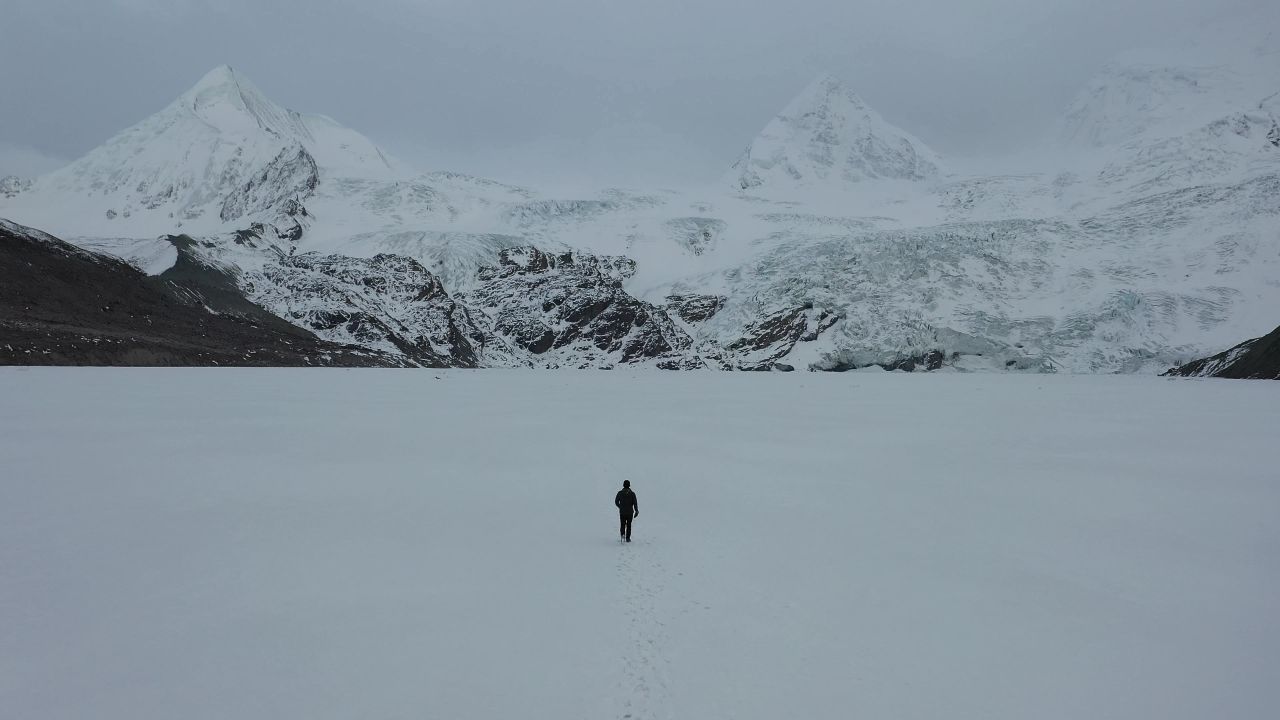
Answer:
[
  {"xmin": 248, "ymin": 251, "xmax": 487, "ymax": 368},
  {"xmin": 726, "ymin": 305, "xmax": 840, "ymax": 370},
  {"xmin": 1162, "ymin": 325, "xmax": 1280, "ymax": 379},
  {"xmin": 665, "ymin": 294, "xmax": 727, "ymax": 323},
  {"xmin": 220, "ymin": 144, "xmax": 319, "ymax": 231},
  {"xmin": 465, "ymin": 247, "xmax": 706, "ymax": 369}
]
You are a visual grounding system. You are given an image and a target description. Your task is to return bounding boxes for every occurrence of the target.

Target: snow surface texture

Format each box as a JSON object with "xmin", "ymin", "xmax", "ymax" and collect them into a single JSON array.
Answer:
[
  {"xmin": 2, "ymin": 22, "xmax": 1279, "ymax": 372},
  {"xmin": 1, "ymin": 369, "xmax": 1278, "ymax": 719}
]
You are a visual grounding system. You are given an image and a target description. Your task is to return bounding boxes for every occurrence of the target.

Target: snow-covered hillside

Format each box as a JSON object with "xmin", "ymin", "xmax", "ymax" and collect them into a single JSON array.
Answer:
[
  {"xmin": 6, "ymin": 66, "xmax": 403, "ymax": 240},
  {"xmin": 2, "ymin": 32, "xmax": 1278, "ymax": 372},
  {"xmin": 725, "ymin": 73, "xmax": 944, "ymax": 192},
  {"xmin": 3, "ymin": 369, "xmax": 1278, "ymax": 719}
]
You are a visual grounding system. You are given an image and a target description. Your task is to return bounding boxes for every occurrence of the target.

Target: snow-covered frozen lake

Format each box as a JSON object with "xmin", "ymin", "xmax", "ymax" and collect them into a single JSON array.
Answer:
[{"xmin": 2, "ymin": 369, "xmax": 1277, "ymax": 720}]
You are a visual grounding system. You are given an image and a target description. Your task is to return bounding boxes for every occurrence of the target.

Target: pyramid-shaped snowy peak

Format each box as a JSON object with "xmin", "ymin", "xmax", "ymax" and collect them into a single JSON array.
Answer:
[
  {"xmin": 21, "ymin": 66, "xmax": 402, "ymax": 235},
  {"xmin": 726, "ymin": 74, "xmax": 943, "ymax": 191},
  {"xmin": 179, "ymin": 65, "xmax": 315, "ymax": 140}
]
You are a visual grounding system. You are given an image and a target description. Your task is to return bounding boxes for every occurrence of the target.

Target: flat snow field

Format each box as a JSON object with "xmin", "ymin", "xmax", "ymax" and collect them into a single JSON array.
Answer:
[{"xmin": 2, "ymin": 369, "xmax": 1278, "ymax": 720}]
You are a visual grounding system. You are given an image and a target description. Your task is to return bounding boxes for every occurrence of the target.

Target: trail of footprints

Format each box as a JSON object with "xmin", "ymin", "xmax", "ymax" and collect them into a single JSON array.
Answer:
[{"xmin": 615, "ymin": 543, "xmax": 673, "ymax": 720}]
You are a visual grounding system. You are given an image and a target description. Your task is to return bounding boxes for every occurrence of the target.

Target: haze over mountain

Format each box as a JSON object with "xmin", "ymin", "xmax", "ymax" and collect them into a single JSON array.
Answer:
[
  {"xmin": 4, "ymin": 0, "xmax": 1277, "ymax": 188},
  {"xmin": 726, "ymin": 74, "xmax": 944, "ymax": 192}
]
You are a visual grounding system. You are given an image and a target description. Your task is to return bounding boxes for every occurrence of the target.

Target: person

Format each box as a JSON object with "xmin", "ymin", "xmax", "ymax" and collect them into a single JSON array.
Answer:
[{"xmin": 615, "ymin": 480, "xmax": 638, "ymax": 542}]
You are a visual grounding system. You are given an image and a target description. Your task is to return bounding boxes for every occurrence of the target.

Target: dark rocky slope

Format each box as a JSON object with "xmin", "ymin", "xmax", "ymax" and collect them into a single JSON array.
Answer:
[
  {"xmin": 464, "ymin": 247, "xmax": 708, "ymax": 369},
  {"xmin": 1162, "ymin": 325, "xmax": 1280, "ymax": 379},
  {"xmin": 0, "ymin": 220, "xmax": 401, "ymax": 367}
]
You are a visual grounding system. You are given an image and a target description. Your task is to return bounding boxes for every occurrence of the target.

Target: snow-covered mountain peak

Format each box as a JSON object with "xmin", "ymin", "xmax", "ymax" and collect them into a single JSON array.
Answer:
[
  {"xmin": 3, "ymin": 53, "xmax": 1278, "ymax": 375},
  {"xmin": 1058, "ymin": 62, "xmax": 1255, "ymax": 149},
  {"xmin": 7, "ymin": 66, "xmax": 405, "ymax": 238},
  {"xmin": 1054, "ymin": 16, "xmax": 1280, "ymax": 197},
  {"xmin": 186, "ymin": 63, "xmax": 246, "ymax": 97},
  {"xmin": 726, "ymin": 72, "xmax": 943, "ymax": 191},
  {"xmin": 790, "ymin": 72, "xmax": 862, "ymax": 110},
  {"xmin": 179, "ymin": 64, "xmax": 313, "ymax": 143},
  {"xmin": 172, "ymin": 65, "xmax": 402, "ymax": 178},
  {"xmin": 1059, "ymin": 7, "xmax": 1280, "ymax": 151}
]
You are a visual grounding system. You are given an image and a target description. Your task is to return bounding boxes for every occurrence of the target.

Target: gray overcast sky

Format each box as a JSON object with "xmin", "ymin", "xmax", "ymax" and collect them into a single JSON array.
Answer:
[{"xmin": 0, "ymin": 0, "xmax": 1270, "ymax": 187}]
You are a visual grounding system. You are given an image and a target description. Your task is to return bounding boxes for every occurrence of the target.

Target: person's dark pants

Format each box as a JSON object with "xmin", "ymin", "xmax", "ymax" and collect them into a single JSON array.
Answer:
[{"xmin": 619, "ymin": 513, "xmax": 633, "ymax": 540}]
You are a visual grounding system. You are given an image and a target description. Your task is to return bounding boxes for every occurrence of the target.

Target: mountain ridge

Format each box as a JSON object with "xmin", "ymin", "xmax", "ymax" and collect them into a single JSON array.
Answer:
[{"xmin": 2, "ymin": 55, "xmax": 1278, "ymax": 374}]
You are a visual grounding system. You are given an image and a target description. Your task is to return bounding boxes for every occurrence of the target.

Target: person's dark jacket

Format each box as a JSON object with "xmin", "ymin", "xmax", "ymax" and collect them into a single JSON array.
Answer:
[{"xmin": 615, "ymin": 488, "xmax": 638, "ymax": 517}]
